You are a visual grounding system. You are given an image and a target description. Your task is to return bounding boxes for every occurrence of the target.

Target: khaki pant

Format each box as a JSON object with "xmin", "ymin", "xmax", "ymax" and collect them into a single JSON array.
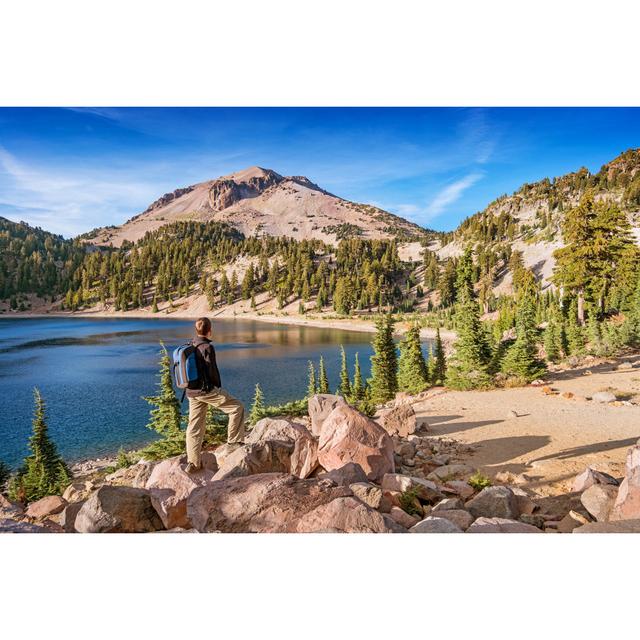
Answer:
[{"xmin": 186, "ymin": 388, "xmax": 245, "ymax": 466}]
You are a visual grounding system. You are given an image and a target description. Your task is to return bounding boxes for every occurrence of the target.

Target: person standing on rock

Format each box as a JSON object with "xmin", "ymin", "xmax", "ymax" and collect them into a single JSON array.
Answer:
[{"xmin": 184, "ymin": 317, "xmax": 245, "ymax": 473}]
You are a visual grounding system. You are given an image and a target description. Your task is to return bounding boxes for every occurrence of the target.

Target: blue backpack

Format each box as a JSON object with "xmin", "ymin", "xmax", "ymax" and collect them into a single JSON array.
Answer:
[{"xmin": 172, "ymin": 341, "xmax": 208, "ymax": 400}]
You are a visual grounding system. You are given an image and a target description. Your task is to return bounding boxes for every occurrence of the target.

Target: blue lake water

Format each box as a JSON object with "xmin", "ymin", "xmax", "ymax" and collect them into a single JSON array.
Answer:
[{"xmin": 0, "ymin": 317, "xmax": 393, "ymax": 469}]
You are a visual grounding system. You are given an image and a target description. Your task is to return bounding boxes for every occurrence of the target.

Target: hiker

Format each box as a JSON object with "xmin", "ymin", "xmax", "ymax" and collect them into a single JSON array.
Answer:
[{"xmin": 182, "ymin": 317, "xmax": 245, "ymax": 473}]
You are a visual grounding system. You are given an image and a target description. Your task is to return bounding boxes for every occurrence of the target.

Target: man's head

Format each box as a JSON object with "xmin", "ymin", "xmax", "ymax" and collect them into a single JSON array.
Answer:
[{"xmin": 195, "ymin": 317, "xmax": 212, "ymax": 338}]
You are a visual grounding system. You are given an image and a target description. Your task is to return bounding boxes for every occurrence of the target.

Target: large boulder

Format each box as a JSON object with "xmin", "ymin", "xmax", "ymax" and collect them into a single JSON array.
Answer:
[
  {"xmin": 319, "ymin": 462, "xmax": 368, "ymax": 486},
  {"xmin": 146, "ymin": 452, "xmax": 218, "ymax": 529},
  {"xmin": 0, "ymin": 518, "xmax": 50, "ymax": 533},
  {"xmin": 573, "ymin": 519, "xmax": 640, "ymax": 533},
  {"xmin": 381, "ymin": 473, "xmax": 443, "ymax": 502},
  {"xmin": 580, "ymin": 484, "xmax": 618, "ymax": 522},
  {"xmin": 187, "ymin": 473, "xmax": 354, "ymax": 533},
  {"xmin": 75, "ymin": 486, "xmax": 164, "ymax": 533},
  {"xmin": 247, "ymin": 418, "xmax": 318, "ymax": 478},
  {"xmin": 465, "ymin": 486, "xmax": 520, "ymax": 520},
  {"xmin": 308, "ymin": 394, "xmax": 346, "ymax": 436},
  {"xmin": 294, "ymin": 497, "xmax": 400, "ymax": 533},
  {"xmin": 410, "ymin": 516, "xmax": 464, "ymax": 533},
  {"xmin": 60, "ymin": 500, "xmax": 86, "ymax": 533},
  {"xmin": 571, "ymin": 467, "xmax": 619, "ymax": 493},
  {"xmin": 25, "ymin": 496, "xmax": 67, "ymax": 520},
  {"xmin": 377, "ymin": 402, "xmax": 417, "ymax": 438},
  {"xmin": 610, "ymin": 445, "xmax": 640, "ymax": 521},
  {"xmin": 318, "ymin": 405, "xmax": 394, "ymax": 483},
  {"xmin": 466, "ymin": 517, "xmax": 541, "ymax": 533},
  {"xmin": 212, "ymin": 441, "xmax": 294, "ymax": 481},
  {"xmin": 106, "ymin": 461, "xmax": 156, "ymax": 488}
]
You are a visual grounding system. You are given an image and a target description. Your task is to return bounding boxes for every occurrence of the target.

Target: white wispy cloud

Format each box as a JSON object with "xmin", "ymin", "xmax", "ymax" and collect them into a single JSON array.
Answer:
[
  {"xmin": 425, "ymin": 172, "xmax": 483, "ymax": 219},
  {"xmin": 0, "ymin": 145, "xmax": 159, "ymax": 237}
]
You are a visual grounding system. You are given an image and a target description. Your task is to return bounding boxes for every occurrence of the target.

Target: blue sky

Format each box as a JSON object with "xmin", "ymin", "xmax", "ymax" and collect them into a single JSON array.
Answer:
[{"xmin": 0, "ymin": 107, "xmax": 638, "ymax": 237}]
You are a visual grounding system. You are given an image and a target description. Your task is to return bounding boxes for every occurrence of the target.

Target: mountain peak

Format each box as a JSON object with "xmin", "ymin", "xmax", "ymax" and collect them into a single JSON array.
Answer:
[{"xmin": 221, "ymin": 166, "xmax": 282, "ymax": 183}]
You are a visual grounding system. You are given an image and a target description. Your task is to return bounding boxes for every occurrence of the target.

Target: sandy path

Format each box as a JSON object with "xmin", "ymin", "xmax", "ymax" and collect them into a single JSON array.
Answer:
[{"xmin": 413, "ymin": 354, "xmax": 640, "ymax": 496}]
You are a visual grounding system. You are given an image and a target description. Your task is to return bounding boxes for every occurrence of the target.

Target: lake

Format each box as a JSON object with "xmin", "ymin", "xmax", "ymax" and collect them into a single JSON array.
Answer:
[{"xmin": 0, "ymin": 316, "xmax": 395, "ymax": 469}]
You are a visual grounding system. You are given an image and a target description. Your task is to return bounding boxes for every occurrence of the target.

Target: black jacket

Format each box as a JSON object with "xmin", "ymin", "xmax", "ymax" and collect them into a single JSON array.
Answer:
[{"xmin": 186, "ymin": 337, "xmax": 222, "ymax": 398}]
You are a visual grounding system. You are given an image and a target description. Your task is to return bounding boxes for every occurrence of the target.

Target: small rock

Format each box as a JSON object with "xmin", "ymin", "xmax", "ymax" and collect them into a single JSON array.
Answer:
[
  {"xmin": 389, "ymin": 506, "xmax": 420, "ymax": 529},
  {"xmin": 349, "ymin": 482, "xmax": 383, "ymax": 509},
  {"xmin": 561, "ymin": 392, "xmax": 574, "ymax": 400},
  {"xmin": 557, "ymin": 510, "xmax": 590, "ymax": 533},
  {"xmin": 25, "ymin": 495, "xmax": 67, "ymax": 520},
  {"xmin": 60, "ymin": 500, "xmax": 86, "ymax": 533},
  {"xmin": 591, "ymin": 391, "xmax": 616, "ymax": 403},
  {"xmin": 580, "ymin": 484, "xmax": 618, "ymax": 522},
  {"xmin": 0, "ymin": 494, "xmax": 23, "ymax": 519},
  {"xmin": 431, "ymin": 509, "xmax": 474, "ymax": 530},
  {"xmin": 519, "ymin": 514, "xmax": 546, "ymax": 529},
  {"xmin": 427, "ymin": 464, "xmax": 474, "ymax": 482},
  {"xmin": 432, "ymin": 497, "xmax": 464, "ymax": 512},
  {"xmin": 467, "ymin": 517, "xmax": 541, "ymax": 533},
  {"xmin": 571, "ymin": 467, "xmax": 619, "ymax": 493},
  {"xmin": 381, "ymin": 473, "xmax": 443, "ymax": 502},
  {"xmin": 395, "ymin": 442, "xmax": 416, "ymax": 458},
  {"xmin": 465, "ymin": 486, "xmax": 520, "ymax": 520},
  {"xmin": 441, "ymin": 480, "xmax": 475, "ymax": 500},
  {"xmin": 319, "ymin": 462, "xmax": 368, "ymax": 486},
  {"xmin": 617, "ymin": 362, "xmax": 634, "ymax": 371},
  {"xmin": 0, "ymin": 518, "xmax": 50, "ymax": 533},
  {"xmin": 409, "ymin": 516, "xmax": 463, "ymax": 533}
]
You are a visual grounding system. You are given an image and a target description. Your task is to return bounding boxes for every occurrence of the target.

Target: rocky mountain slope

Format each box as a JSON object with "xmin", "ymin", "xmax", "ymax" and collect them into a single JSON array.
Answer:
[
  {"xmin": 88, "ymin": 166, "xmax": 429, "ymax": 247},
  {"xmin": 430, "ymin": 148, "xmax": 640, "ymax": 293}
]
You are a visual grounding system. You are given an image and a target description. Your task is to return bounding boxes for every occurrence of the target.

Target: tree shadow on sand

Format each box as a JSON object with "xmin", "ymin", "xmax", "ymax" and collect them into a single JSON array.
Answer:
[
  {"xmin": 425, "ymin": 415, "xmax": 504, "ymax": 436},
  {"xmin": 471, "ymin": 435, "xmax": 551, "ymax": 468},
  {"xmin": 529, "ymin": 437, "xmax": 639, "ymax": 463}
]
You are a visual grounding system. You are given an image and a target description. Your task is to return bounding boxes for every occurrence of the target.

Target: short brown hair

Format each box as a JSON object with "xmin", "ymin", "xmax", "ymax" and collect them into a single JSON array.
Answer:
[{"xmin": 195, "ymin": 317, "xmax": 212, "ymax": 336}]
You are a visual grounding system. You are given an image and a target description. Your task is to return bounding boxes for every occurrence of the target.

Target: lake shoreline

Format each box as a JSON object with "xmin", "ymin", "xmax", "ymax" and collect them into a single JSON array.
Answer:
[{"xmin": 2, "ymin": 309, "xmax": 456, "ymax": 342}]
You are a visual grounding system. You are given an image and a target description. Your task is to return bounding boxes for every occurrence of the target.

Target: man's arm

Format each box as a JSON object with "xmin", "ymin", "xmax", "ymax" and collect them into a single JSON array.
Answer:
[{"xmin": 204, "ymin": 343, "xmax": 222, "ymax": 389}]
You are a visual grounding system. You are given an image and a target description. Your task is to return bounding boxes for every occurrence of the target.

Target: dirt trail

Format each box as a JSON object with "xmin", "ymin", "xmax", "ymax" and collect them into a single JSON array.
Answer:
[{"xmin": 413, "ymin": 354, "xmax": 640, "ymax": 497}]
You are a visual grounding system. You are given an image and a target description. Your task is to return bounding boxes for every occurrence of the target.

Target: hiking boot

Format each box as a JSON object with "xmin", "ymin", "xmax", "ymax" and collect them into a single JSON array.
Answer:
[{"xmin": 184, "ymin": 462, "xmax": 202, "ymax": 474}]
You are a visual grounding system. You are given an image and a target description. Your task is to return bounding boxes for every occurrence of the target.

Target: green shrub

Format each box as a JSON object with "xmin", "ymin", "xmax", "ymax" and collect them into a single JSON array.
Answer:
[{"xmin": 467, "ymin": 472, "xmax": 492, "ymax": 491}]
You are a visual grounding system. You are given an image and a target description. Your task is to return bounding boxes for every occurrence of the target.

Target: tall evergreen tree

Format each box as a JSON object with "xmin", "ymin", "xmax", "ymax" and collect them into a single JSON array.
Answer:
[
  {"xmin": 317, "ymin": 356, "xmax": 330, "ymax": 394},
  {"xmin": 337, "ymin": 346, "xmax": 352, "ymax": 397},
  {"xmin": 351, "ymin": 352, "xmax": 365, "ymax": 400},
  {"xmin": 431, "ymin": 327, "xmax": 447, "ymax": 385},
  {"xmin": 369, "ymin": 315, "xmax": 398, "ymax": 403},
  {"xmin": 445, "ymin": 298, "xmax": 492, "ymax": 390},
  {"xmin": 397, "ymin": 324, "xmax": 429, "ymax": 394},
  {"xmin": 8, "ymin": 389, "xmax": 71, "ymax": 503},
  {"xmin": 500, "ymin": 293, "xmax": 546, "ymax": 382},
  {"xmin": 544, "ymin": 310, "xmax": 563, "ymax": 362},
  {"xmin": 307, "ymin": 361, "xmax": 317, "ymax": 397}
]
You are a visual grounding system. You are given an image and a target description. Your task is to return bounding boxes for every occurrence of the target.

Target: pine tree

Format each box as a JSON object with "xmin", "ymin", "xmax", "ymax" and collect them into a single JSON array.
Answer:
[
  {"xmin": 397, "ymin": 324, "xmax": 429, "ymax": 394},
  {"xmin": 140, "ymin": 343, "xmax": 183, "ymax": 459},
  {"xmin": 455, "ymin": 247, "xmax": 474, "ymax": 302},
  {"xmin": 318, "ymin": 356, "xmax": 330, "ymax": 394},
  {"xmin": 445, "ymin": 298, "xmax": 493, "ymax": 390},
  {"xmin": 8, "ymin": 388, "xmax": 71, "ymax": 503},
  {"xmin": 151, "ymin": 296, "xmax": 159, "ymax": 313},
  {"xmin": 544, "ymin": 311, "xmax": 562, "ymax": 362},
  {"xmin": 351, "ymin": 352, "xmax": 365, "ymax": 400},
  {"xmin": 337, "ymin": 346, "xmax": 352, "ymax": 397},
  {"xmin": 500, "ymin": 293, "xmax": 546, "ymax": 382},
  {"xmin": 307, "ymin": 361, "xmax": 317, "ymax": 397},
  {"xmin": 249, "ymin": 383, "xmax": 266, "ymax": 425},
  {"xmin": 369, "ymin": 315, "xmax": 398, "ymax": 403},
  {"xmin": 431, "ymin": 327, "xmax": 447, "ymax": 385}
]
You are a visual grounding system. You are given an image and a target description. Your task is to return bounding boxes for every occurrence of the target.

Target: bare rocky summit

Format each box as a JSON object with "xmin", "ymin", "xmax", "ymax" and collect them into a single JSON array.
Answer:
[{"xmin": 90, "ymin": 166, "xmax": 427, "ymax": 247}]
